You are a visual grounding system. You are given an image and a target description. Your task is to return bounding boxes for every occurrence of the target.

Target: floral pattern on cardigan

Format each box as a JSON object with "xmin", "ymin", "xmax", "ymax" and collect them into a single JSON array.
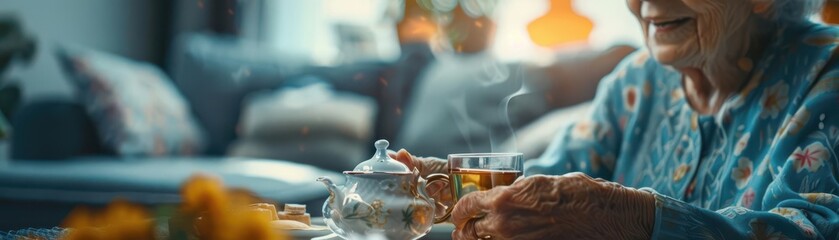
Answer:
[{"xmin": 526, "ymin": 21, "xmax": 839, "ymax": 239}]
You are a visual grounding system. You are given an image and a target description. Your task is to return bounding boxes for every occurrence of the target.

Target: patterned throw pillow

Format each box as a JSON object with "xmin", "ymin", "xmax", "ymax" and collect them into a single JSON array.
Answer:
[{"xmin": 58, "ymin": 49, "xmax": 204, "ymax": 156}]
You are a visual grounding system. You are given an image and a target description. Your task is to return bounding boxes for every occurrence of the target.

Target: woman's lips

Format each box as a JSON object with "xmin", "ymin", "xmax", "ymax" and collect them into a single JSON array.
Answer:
[{"xmin": 650, "ymin": 17, "xmax": 692, "ymax": 32}]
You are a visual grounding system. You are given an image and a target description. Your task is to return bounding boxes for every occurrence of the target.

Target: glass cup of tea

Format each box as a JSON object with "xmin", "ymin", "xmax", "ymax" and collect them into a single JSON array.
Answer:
[{"xmin": 426, "ymin": 153, "xmax": 523, "ymax": 223}]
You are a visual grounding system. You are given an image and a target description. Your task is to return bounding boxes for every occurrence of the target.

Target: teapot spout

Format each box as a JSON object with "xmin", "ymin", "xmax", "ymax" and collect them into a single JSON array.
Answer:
[{"xmin": 317, "ymin": 176, "xmax": 343, "ymax": 202}]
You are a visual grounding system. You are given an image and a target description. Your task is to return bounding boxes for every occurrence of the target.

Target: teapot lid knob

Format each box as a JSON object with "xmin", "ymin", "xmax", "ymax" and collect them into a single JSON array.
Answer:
[{"xmin": 374, "ymin": 140, "xmax": 389, "ymax": 153}]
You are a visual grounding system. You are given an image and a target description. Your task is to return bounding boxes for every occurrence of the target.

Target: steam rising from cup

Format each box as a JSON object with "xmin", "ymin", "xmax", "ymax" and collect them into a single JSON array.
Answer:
[
  {"xmin": 447, "ymin": 59, "xmax": 532, "ymax": 154},
  {"xmin": 480, "ymin": 58, "xmax": 511, "ymax": 87},
  {"xmin": 495, "ymin": 66, "xmax": 532, "ymax": 153}
]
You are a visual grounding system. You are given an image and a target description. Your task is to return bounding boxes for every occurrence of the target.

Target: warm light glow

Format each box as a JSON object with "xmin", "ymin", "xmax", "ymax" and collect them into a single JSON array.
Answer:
[
  {"xmin": 527, "ymin": 0, "xmax": 593, "ymax": 48},
  {"xmin": 397, "ymin": 0, "xmax": 437, "ymax": 44},
  {"xmin": 398, "ymin": 17, "xmax": 438, "ymax": 43}
]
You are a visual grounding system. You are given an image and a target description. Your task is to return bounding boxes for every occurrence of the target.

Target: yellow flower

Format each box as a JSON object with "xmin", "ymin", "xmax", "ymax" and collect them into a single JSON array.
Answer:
[
  {"xmin": 62, "ymin": 200, "xmax": 154, "ymax": 240},
  {"xmin": 227, "ymin": 210, "xmax": 284, "ymax": 240},
  {"xmin": 180, "ymin": 174, "xmax": 229, "ymax": 217},
  {"xmin": 181, "ymin": 175, "xmax": 286, "ymax": 240},
  {"xmin": 62, "ymin": 174, "xmax": 288, "ymax": 240}
]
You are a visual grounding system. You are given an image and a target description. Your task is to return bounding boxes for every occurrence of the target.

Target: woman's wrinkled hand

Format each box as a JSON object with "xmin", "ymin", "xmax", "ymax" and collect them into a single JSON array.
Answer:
[
  {"xmin": 388, "ymin": 149, "xmax": 448, "ymax": 177},
  {"xmin": 450, "ymin": 172, "xmax": 655, "ymax": 240}
]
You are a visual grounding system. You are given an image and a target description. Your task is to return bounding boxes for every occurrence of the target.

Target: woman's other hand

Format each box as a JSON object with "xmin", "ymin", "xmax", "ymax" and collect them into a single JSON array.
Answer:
[{"xmin": 451, "ymin": 173, "xmax": 655, "ymax": 240}]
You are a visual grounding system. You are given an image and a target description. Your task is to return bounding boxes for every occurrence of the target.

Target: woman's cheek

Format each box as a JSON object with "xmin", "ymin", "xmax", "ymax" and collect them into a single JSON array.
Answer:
[
  {"xmin": 680, "ymin": 1, "xmax": 726, "ymax": 57},
  {"xmin": 696, "ymin": 14, "xmax": 722, "ymax": 57},
  {"xmin": 695, "ymin": 3, "xmax": 752, "ymax": 58},
  {"xmin": 682, "ymin": 0, "xmax": 722, "ymax": 13}
]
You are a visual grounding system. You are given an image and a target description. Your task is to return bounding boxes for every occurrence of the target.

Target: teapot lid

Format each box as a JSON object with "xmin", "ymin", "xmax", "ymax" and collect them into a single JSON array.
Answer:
[{"xmin": 352, "ymin": 139, "xmax": 411, "ymax": 173}]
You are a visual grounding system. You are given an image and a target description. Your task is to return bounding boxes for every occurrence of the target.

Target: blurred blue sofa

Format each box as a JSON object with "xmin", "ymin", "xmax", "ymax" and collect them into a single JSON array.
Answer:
[{"xmin": 0, "ymin": 33, "xmax": 434, "ymax": 230}]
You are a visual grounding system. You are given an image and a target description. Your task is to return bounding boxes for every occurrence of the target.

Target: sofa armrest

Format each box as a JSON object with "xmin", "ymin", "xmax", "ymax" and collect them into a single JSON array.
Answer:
[{"xmin": 10, "ymin": 99, "xmax": 108, "ymax": 160}]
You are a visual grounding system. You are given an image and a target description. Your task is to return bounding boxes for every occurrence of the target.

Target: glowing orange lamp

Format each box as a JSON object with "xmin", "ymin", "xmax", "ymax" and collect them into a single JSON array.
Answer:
[{"xmin": 527, "ymin": 0, "xmax": 593, "ymax": 48}]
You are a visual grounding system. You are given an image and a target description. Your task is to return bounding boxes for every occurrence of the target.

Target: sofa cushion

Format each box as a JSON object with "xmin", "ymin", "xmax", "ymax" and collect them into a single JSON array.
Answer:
[
  {"xmin": 229, "ymin": 83, "xmax": 377, "ymax": 172},
  {"xmin": 169, "ymin": 34, "xmax": 310, "ymax": 155},
  {"xmin": 58, "ymin": 48, "xmax": 205, "ymax": 157},
  {"xmin": 230, "ymin": 138, "xmax": 369, "ymax": 173}
]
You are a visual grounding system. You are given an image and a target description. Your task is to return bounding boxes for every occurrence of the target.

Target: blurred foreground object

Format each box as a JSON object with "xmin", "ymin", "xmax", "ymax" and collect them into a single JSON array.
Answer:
[
  {"xmin": 61, "ymin": 174, "xmax": 288, "ymax": 240},
  {"xmin": 62, "ymin": 201, "xmax": 154, "ymax": 240},
  {"xmin": 0, "ymin": 14, "xmax": 36, "ymax": 139},
  {"xmin": 177, "ymin": 175, "xmax": 286, "ymax": 240}
]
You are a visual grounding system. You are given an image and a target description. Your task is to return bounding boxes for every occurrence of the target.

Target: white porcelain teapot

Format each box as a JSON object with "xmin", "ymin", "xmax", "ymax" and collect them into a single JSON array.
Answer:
[{"xmin": 317, "ymin": 140, "xmax": 443, "ymax": 240}]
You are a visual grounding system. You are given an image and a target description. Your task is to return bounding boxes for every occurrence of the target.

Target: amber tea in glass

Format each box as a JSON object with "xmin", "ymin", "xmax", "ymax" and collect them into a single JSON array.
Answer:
[
  {"xmin": 449, "ymin": 168, "xmax": 521, "ymax": 200},
  {"xmin": 427, "ymin": 153, "xmax": 523, "ymax": 222}
]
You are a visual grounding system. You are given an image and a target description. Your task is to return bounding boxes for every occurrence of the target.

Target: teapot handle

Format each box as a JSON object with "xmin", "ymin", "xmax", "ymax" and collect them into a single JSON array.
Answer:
[{"xmin": 425, "ymin": 173, "xmax": 453, "ymax": 223}]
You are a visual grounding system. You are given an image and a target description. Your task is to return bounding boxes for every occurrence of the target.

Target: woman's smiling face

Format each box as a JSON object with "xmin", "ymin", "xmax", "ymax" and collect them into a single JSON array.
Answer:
[{"xmin": 626, "ymin": 0, "xmax": 754, "ymax": 68}]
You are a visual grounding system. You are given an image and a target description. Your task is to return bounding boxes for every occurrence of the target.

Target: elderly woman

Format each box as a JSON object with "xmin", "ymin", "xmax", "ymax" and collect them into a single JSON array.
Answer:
[{"xmin": 393, "ymin": 0, "xmax": 839, "ymax": 239}]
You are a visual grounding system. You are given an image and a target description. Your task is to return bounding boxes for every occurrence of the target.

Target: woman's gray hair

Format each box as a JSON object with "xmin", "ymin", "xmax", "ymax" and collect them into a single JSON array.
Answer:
[{"xmin": 764, "ymin": 0, "xmax": 825, "ymax": 22}]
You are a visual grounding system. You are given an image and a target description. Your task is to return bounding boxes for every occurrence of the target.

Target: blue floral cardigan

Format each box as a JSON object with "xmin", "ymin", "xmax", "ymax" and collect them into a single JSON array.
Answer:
[{"xmin": 526, "ymin": 21, "xmax": 839, "ymax": 239}]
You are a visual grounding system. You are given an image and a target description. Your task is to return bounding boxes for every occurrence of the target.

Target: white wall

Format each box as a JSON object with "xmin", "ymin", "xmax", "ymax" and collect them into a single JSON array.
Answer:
[{"xmin": 0, "ymin": 0, "xmax": 165, "ymax": 102}]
